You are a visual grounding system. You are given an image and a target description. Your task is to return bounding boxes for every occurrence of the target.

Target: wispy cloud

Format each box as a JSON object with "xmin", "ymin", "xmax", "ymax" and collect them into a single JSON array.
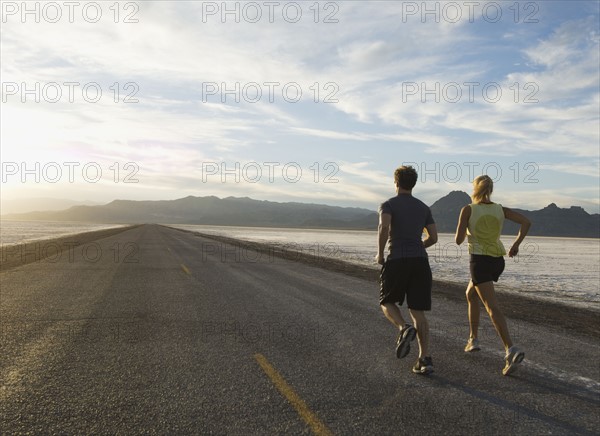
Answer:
[{"xmin": 1, "ymin": 2, "xmax": 598, "ymax": 213}]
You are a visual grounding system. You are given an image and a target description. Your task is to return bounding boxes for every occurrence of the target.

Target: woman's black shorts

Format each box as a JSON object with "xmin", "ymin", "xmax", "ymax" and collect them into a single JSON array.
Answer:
[
  {"xmin": 379, "ymin": 257, "xmax": 432, "ymax": 310},
  {"xmin": 469, "ymin": 254, "xmax": 505, "ymax": 285}
]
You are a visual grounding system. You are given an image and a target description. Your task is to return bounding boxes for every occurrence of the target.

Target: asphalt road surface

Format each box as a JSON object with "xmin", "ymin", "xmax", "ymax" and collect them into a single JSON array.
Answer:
[{"xmin": 1, "ymin": 224, "xmax": 598, "ymax": 435}]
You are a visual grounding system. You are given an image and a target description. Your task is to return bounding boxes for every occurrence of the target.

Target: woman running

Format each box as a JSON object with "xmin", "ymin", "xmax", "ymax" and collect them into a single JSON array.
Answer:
[{"xmin": 455, "ymin": 175, "xmax": 531, "ymax": 375}]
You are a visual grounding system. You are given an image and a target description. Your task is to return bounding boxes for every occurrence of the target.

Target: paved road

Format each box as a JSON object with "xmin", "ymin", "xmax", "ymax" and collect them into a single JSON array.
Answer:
[{"xmin": 1, "ymin": 224, "xmax": 598, "ymax": 435}]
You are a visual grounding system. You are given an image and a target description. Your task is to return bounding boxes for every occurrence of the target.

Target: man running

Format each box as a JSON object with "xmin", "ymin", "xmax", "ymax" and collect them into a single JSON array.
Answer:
[{"xmin": 376, "ymin": 165, "xmax": 438, "ymax": 374}]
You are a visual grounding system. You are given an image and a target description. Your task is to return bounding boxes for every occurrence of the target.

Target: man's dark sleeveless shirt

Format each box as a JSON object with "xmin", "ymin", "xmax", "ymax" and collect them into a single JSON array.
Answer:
[{"xmin": 379, "ymin": 194, "xmax": 435, "ymax": 259}]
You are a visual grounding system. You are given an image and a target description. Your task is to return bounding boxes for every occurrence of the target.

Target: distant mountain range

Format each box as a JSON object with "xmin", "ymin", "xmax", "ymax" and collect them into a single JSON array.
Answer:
[
  {"xmin": 1, "ymin": 196, "xmax": 377, "ymax": 229},
  {"xmin": 2, "ymin": 192, "xmax": 599, "ymax": 238},
  {"xmin": 0, "ymin": 197, "xmax": 102, "ymax": 214}
]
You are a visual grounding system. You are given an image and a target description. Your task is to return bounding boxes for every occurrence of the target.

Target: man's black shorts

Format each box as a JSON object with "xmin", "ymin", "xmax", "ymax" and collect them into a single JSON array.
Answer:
[
  {"xmin": 379, "ymin": 257, "xmax": 432, "ymax": 310},
  {"xmin": 469, "ymin": 254, "xmax": 505, "ymax": 285}
]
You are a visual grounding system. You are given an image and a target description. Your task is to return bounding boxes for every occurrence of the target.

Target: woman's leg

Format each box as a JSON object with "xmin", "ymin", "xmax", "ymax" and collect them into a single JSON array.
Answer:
[
  {"xmin": 466, "ymin": 280, "xmax": 480, "ymax": 339},
  {"xmin": 474, "ymin": 281, "xmax": 513, "ymax": 351}
]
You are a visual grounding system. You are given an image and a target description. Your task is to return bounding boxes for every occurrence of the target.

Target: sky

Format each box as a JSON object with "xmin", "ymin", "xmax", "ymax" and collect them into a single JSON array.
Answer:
[{"xmin": 1, "ymin": 0, "xmax": 599, "ymax": 215}]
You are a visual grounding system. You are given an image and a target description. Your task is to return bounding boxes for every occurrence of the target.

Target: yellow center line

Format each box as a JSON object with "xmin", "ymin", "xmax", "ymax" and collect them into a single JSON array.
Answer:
[
  {"xmin": 254, "ymin": 353, "xmax": 333, "ymax": 436},
  {"xmin": 181, "ymin": 263, "xmax": 191, "ymax": 275}
]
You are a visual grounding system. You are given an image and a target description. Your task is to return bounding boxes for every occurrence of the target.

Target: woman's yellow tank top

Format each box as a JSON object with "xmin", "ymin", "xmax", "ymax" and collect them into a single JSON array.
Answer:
[{"xmin": 467, "ymin": 203, "xmax": 506, "ymax": 257}]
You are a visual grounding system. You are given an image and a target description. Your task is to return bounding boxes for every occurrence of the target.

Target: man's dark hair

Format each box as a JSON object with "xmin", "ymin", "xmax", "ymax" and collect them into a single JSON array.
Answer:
[{"xmin": 394, "ymin": 165, "xmax": 418, "ymax": 190}]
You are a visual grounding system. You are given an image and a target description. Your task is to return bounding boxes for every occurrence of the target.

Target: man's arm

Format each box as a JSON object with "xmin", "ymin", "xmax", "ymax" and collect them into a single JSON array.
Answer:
[
  {"xmin": 376, "ymin": 212, "xmax": 391, "ymax": 265},
  {"xmin": 423, "ymin": 223, "xmax": 438, "ymax": 248},
  {"xmin": 455, "ymin": 205, "xmax": 471, "ymax": 245}
]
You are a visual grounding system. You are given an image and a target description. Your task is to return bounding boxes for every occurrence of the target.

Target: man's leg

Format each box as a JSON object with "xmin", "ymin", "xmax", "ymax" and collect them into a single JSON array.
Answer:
[
  {"xmin": 382, "ymin": 302, "xmax": 417, "ymax": 359},
  {"xmin": 409, "ymin": 309, "xmax": 429, "ymax": 358},
  {"xmin": 381, "ymin": 303, "xmax": 407, "ymax": 329}
]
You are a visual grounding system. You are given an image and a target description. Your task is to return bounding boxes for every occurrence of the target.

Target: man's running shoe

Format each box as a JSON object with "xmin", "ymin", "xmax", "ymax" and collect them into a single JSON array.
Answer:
[
  {"xmin": 502, "ymin": 346, "xmax": 525, "ymax": 376},
  {"xmin": 464, "ymin": 338, "xmax": 481, "ymax": 352},
  {"xmin": 412, "ymin": 356, "xmax": 434, "ymax": 375},
  {"xmin": 396, "ymin": 324, "xmax": 416, "ymax": 358}
]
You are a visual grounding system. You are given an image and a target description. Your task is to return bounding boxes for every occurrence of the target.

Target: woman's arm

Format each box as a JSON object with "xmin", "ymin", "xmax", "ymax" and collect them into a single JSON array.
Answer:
[
  {"xmin": 455, "ymin": 205, "xmax": 471, "ymax": 245},
  {"xmin": 503, "ymin": 207, "xmax": 531, "ymax": 257}
]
